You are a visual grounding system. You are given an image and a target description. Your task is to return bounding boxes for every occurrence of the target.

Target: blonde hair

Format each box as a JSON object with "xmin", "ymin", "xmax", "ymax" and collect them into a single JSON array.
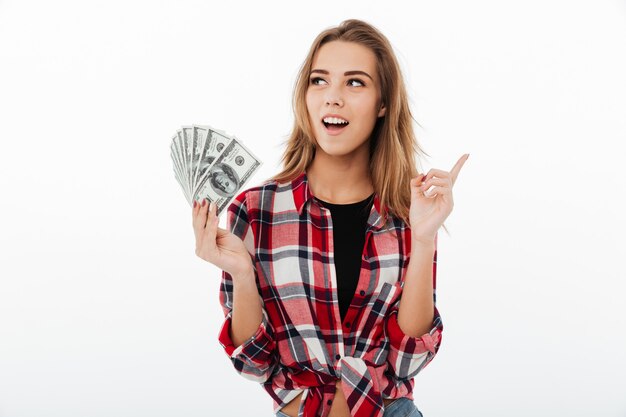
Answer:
[{"xmin": 269, "ymin": 19, "xmax": 448, "ymax": 235}]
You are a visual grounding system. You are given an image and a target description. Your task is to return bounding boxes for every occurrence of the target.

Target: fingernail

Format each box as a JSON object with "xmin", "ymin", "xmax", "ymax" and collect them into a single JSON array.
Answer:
[
  {"xmin": 202, "ymin": 199, "xmax": 206, "ymax": 207},
  {"xmin": 193, "ymin": 200, "xmax": 197, "ymax": 208}
]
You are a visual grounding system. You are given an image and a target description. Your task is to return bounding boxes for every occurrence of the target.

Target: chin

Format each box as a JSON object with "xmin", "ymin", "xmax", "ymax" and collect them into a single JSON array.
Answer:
[
  {"xmin": 317, "ymin": 143, "xmax": 362, "ymax": 158},
  {"xmin": 316, "ymin": 136, "xmax": 367, "ymax": 154}
]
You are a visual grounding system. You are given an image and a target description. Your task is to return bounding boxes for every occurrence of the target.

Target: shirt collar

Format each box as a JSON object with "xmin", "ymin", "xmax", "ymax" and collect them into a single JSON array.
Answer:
[{"xmin": 291, "ymin": 171, "xmax": 388, "ymax": 231}]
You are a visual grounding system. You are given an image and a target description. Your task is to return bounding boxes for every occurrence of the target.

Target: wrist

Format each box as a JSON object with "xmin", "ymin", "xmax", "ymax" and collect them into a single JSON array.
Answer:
[
  {"xmin": 231, "ymin": 266, "xmax": 256, "ymax": 286},
  {"xmin": 411, "ymin": 233, "xmax": 436, "ymax": 247}
]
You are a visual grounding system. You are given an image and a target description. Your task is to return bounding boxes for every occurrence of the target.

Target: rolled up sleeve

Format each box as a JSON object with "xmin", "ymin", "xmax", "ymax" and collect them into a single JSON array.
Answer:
[
  {"xmin": 218, "ymin": 294, "xmax": 278, "ymax": 383},
  {"xmin": 384, "ymin": 233, "xmax": 443, "ymax": 381},
  {"xmin": 216, "ymin": 190, "xmax": 278, "ymax": 383}
]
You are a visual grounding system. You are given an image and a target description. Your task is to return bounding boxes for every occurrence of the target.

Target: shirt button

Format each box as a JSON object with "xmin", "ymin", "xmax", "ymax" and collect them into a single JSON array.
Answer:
[
  {"xmin": 327, "ymin": 400, "xmax": 333, "ymax": 406},
  {"xmin": 359, "ymin": 290, "xmax": 365, "ymax": 296},
  {"xmin": 345, "ymin": 322, "xmax": 351, "ymax": 328},
  {"xmin": 335, "ymin": 354, "xmax": 341, "ymax": 360}
]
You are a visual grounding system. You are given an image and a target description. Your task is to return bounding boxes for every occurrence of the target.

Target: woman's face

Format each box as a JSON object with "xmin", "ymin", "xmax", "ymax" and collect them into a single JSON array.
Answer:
[{"xmin": 306, "ymin": 40, "xmax": 386, "ymax": 159}]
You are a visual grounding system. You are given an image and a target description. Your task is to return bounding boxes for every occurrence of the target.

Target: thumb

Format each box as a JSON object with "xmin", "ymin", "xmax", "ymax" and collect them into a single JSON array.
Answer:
[{"xmin": 411, "ymin": 174, "xmax": 427, "ymax": 198}]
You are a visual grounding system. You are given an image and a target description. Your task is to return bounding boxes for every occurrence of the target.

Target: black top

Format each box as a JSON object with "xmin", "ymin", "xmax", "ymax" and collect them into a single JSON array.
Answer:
[{"xmin": 315, "ymin": 193, "xmax": 375, "ymax": 322}]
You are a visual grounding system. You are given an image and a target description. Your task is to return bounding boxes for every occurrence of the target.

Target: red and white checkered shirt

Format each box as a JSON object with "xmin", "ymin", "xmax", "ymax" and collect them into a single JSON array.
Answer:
[{"xmin": 217, "ymin": 171, "xmax": 443, "ymax": 417}]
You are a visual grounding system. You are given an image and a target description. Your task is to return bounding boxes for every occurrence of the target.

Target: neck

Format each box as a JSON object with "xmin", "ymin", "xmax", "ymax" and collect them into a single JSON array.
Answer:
[{"xmin": 306, "ymin": 147, "xmax": 374, "ymax": 204}]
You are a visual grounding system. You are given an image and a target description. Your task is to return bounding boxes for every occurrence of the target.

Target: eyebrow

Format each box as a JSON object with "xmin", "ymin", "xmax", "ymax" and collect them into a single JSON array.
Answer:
[{"xmin": 310, "ymin": 69, "xmax": 374, "ymax": 82}]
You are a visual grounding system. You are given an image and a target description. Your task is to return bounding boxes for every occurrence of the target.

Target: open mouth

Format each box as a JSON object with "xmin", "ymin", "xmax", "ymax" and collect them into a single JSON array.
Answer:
[{"xmin": 322, "ymin": 116, "xmax": 349, "ymax": 133}]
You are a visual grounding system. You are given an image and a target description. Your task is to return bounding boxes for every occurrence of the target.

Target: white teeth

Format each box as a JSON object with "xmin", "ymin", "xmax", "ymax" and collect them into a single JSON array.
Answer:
[{"xmin": 323, "ymin": 117, "xmax": 349, "ymax": 125}]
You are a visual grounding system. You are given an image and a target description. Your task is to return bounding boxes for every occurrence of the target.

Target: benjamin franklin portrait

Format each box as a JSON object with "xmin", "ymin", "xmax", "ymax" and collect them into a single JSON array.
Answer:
[{"xmin": 208, "ymin": 163, "xmax": 239, "ymax": 197}]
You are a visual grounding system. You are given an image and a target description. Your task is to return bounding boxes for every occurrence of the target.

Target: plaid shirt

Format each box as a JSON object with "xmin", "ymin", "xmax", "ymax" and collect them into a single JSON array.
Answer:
[{"xmin": 217, "ymin": 172, "xmax": 443, "ymax": 417}]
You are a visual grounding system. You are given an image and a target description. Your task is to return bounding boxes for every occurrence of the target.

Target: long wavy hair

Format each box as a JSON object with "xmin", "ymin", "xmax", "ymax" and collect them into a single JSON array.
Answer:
[{"xmin": 268, "ymin": 19, "xmax": 447, "ymax": 235}]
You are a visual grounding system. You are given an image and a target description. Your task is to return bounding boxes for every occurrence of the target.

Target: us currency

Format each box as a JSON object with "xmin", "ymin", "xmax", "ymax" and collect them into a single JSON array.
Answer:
[
  {"xmin": 171, "ymin": 134, "xmax": 191, "ymax": 203},
  {"xmin": 191, "ymin": 125, "xmax": 211, "ymax": 195},
  {"xmin": 192, "ymin": 129, "xmax": 235, "ymax": 200},
  {"xmin": 171, "ymin": 141, "xmax": 190, "ymax": 203},
  {"xmin": 172, "ymin": 127, "xmax": 205, "ymax": 204},
  {"xmin": 194, "ymin": 137, "xmax": 262, "ymax": 217},
  {"xmin": 181, "ymin": 126, "xmax": 194, "ymax": 196},
  {"xmin": 174, "ymin": 130, "xmax": 191, "ymax": 198}
]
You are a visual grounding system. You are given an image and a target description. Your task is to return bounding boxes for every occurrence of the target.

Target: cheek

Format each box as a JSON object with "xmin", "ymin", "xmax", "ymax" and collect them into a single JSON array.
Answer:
[
  {"xmin": 355, "ymin": 98, "xmax": 381, "ymax": 125},
  {"xmin": 305, "ymin": 94, "xmax": 319, "ymax": 125},
  {"xmin": 305, "ymin": 95, "xmax": 312, "ymax": 114}
]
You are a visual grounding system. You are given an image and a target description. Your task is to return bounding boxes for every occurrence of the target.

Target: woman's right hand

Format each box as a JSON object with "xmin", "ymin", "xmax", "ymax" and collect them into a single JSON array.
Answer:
[{"xmin": 192, "ymin": 199, "xmax": 253, "ymax": 277}]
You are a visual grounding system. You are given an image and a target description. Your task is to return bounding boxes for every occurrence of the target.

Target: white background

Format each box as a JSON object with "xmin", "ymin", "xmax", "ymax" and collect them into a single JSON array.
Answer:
[{"xmin": 1, "ymin": 1, "xmax": 625, "ymax": 416}]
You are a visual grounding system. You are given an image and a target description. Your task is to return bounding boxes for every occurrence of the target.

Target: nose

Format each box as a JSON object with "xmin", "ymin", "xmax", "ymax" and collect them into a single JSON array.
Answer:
[
  {"xmin": 325, "ymin": 96, "xmax": 343, "ymax": 107},
  {"xmin": 324, "ymin": 85, "xmax": 344, "ymax": 107}
]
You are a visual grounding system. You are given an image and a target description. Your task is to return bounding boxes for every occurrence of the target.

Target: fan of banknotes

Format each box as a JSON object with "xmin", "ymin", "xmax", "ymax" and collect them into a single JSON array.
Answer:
[{"xmin": 170, "ymin": 125, "xmax": 262, "ymax": 217}]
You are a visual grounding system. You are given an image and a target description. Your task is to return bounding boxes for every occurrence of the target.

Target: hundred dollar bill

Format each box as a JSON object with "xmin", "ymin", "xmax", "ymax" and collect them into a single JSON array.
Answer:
[
  {"xmin": 190, "ymin": 125, "xmax": 231, "ymax": 196},
  {"xmin": 191, "ymin": 125, "xmax": 211, "ymax": 194},
  {"xmin": 181, "ymin": 126, "xmax": 194, "ymax": 196},
  {"xmin": 192, "ymin": 129, "xmax": 235, "ymax": 199},
  {"xmin": 194, "ymin": 137, "xmax": 262, "ymax": 216},
  {"xmin": 171, "ymin": 141, "xmax": 190, "ymax": 204},
  {"xmin": 172, "ymin": 131, "xmax": 191, "ymax": 203},
  {"xmin": 175, "ymin": 129, "xmax": 191, "ymax": 197}
]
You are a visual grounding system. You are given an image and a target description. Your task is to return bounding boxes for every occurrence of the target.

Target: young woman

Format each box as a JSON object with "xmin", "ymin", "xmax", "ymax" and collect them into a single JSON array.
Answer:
[{"xmin": 192, "ymin": 19, "xmax": 468, "ymax": 417}]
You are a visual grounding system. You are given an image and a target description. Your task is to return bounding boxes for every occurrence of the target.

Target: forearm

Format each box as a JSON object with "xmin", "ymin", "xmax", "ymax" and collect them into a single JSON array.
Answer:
[
  {"xmin": 396, "ymin": 239, "xmax": 435, "ymax": 337},
  {"xmin": 230, "ymin": 267, "xmax": 263, "ymax": 348}
]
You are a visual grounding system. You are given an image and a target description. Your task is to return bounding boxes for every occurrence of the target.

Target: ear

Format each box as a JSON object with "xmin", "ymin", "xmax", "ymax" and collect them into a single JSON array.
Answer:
[{"xmin": 377, "ymin": 102, "xmax": 386, "ymax": 118}]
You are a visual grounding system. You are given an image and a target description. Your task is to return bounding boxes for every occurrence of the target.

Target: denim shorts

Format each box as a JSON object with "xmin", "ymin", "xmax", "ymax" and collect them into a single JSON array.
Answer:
[
  {"xmin": 275, "ymin": 397, "xmax": 423, "ymax": 417},
  {"xmin": 382, "ymin": 397, "xmax": 424, "ymax": 416}
]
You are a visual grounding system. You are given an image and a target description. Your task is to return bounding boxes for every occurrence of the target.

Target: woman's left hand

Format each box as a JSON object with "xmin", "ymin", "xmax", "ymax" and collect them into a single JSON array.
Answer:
[{"xmin": 409, "ymin": 154, "xmax": 469, "ymax": 244}]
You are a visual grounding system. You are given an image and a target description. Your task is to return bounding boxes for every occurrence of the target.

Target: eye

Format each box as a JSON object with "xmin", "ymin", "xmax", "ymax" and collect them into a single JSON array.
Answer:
[
  {"xmin": 310, "ymin": 77, "xmax": 327, "ymax": 85},
  {"xmin": 348, "ymin": 78, "xmax": 365, "ymax": 87}
]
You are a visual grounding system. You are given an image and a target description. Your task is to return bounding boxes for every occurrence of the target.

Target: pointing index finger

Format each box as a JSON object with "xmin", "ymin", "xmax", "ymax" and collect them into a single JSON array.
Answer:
[{"xmin": 450, "ymin": 154, "xmax": 469, "ymax": 186}]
